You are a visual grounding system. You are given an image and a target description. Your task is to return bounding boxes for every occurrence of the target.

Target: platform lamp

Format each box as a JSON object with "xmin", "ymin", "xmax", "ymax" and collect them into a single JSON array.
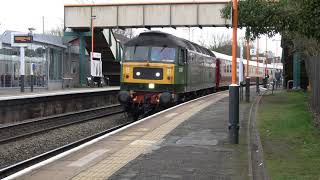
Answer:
[
  {"xmin": 272, "ymin": 39, "xmax": 281, "ymax": 80},
  {"xmin": 229, "ymin": 0, "xmax": 240, "ymax": 144},
  {"xmin": 91, "ymin": 15, "xmax": 96, "ymax": 58},
  {"xmin": 28, "ymin": 27, "xmax": 35, "ymax": 92},
  {"xmin": 245, "ymin": 38, "xmax": 250, "ymax": 102}
]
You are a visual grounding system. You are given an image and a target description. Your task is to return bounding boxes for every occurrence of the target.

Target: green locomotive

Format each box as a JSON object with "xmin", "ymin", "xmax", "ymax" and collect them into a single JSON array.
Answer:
[{"xmin": 118, "ymin": 31, "xmax": 217, "ymax": 117}]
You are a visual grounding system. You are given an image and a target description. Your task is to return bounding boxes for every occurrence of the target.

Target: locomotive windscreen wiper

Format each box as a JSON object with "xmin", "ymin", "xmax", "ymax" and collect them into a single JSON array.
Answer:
[
  {"xmin": 133, "ymin": 45, "xmax": 137, "ymax": 54},
  {"xmin": 160, "ymin": 46, "xmax": 167, "ymax": 53}
]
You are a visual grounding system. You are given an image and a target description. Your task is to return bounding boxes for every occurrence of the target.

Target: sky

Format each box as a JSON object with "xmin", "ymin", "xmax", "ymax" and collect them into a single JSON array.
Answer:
[{"xmin": 0, "ymin": 0, "xmax": 282, "ymax": 57}]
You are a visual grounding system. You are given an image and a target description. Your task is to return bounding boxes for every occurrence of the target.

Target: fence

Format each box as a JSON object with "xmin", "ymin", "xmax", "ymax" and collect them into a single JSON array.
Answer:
[{"xmin": 305, "ymin": 56, "xmax": 320, "ymax": 114}]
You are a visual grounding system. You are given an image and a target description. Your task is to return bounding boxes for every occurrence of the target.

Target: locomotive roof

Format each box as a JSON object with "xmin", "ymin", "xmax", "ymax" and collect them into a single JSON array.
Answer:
[{"xmin": 124, "ymin": 31, "xmax": 215, "ymax": 57}]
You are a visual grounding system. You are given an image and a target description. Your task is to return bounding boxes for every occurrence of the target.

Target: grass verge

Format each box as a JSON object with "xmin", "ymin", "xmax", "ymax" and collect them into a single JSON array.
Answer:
[{"xmin": 258, "ymin": 92, "xmax": 320, "ymax": 180}]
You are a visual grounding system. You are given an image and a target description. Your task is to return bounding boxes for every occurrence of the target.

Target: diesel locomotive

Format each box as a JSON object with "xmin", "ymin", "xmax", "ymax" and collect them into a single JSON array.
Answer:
[
  {"xmin": 118, "ymin": 31, "xmax": 276, "ymax": 118},
  {"xmin": 118, "ymin": 31, "xmax": 217, "ymax": 117}
]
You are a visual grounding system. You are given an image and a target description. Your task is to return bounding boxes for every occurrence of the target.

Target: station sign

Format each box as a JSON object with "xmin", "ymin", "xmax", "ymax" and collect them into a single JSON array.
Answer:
[
  {"xmin": 91, "ymin": 52, "xmax": 101, "ymax": 61},
  {"xmin": 11, "ymin": 32, "xmax": 33, "ymax": 47},
  {"xmin": 14, "ymin": 35, "xmax": 33, "ymax": 43}
]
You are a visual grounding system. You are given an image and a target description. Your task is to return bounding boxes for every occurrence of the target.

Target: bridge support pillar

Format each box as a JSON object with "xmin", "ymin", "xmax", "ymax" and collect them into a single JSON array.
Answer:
[
  {"xmin": 64, "ymin": 31, "xmax": 92, "ymax": 87},
  {"xmin": 79, "ymin": 36, "xmax": 86, "ymax": 86},
  {"xmin": 229, "ymin": 84, "xmax": 239, "ymax": 144}
]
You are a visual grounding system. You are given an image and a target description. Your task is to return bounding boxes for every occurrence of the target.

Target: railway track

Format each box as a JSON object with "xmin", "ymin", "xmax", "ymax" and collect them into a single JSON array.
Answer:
[
  {"xmin": 0, "ymin": 104, "xmax": 124, "ymax": 144},
  {"xmin": 0, "ymin": 121, "xmax": 132, "ymax": 179},
  {"xmin": 0, "ymin": 91, "xmax": 227, "ymax": 178}
]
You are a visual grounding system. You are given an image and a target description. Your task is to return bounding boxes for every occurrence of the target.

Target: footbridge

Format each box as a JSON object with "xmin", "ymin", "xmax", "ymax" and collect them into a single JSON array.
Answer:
[{"xmin": 64, "ymin": 0, "xmax": 230, "ymax": 85}]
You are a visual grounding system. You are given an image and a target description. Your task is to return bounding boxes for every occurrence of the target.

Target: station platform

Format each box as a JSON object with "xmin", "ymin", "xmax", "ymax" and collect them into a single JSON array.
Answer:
[
  {"xmin": 0, "ymin": 87, "xmax": 120, "ymax": 101},
  {"xmin": 8, "ymin": 89, "xmax": 260, "ymax": 180},
  {"xmin": 0, "ymin": 87, "xmax": 120, "ymax": 125}
]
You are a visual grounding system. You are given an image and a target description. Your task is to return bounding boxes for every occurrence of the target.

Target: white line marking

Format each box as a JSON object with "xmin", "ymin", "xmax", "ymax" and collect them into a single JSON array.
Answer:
[
  {"xmin": 0, "ymin": 87, "xmax": 120, "ymax": 101},
  {"xmin": 4, "ymin": 91, "xmax": 227, "ymax": 180},
  {"xmin": 165, "ymin": 113, "xmax": 178, "ymax": 118},
  {"xmin": 68, "ymin": 149, "xmax": 109, "ymax": 167},
  {"xmin": 130, "ymin": 140, "xmax": 156, "ymax": 146}
]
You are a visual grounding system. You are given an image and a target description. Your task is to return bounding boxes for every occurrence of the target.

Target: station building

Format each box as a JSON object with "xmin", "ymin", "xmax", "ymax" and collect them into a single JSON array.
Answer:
[{"xmin": 0, "ymin": 30, "xmax": 126, "ymax": 91}]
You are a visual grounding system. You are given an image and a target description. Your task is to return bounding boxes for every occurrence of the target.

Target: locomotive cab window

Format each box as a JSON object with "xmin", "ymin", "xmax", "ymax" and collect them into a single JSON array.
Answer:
[
  {"xmin": 178, "ymin": 49, "xmax": 187, "ymax": 65},
  {"xmin": 150, "ymin": 47, "xmax": 176, "ymax": 62},
  {"xmin": 124, "ymin": 46, "xmax": 176, "ymax": 63},
  {"xmin": 124, "ymin": 46, "xmax": 149, "ymax": 61}
]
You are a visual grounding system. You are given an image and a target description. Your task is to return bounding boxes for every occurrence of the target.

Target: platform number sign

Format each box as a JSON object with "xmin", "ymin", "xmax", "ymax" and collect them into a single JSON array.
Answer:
[{"xmin": 90, "ymin": 52, "xmax": 103, "ymax": 77}]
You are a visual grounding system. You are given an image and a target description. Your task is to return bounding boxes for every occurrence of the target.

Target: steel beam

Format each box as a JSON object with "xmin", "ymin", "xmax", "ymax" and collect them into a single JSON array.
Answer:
[{"xmin": 64, "ymin": 2, "xmax": 230, "ymax": 29}]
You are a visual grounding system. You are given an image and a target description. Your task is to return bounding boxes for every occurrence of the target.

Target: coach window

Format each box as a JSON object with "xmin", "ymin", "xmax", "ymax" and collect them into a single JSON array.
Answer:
[{"xmin": 226, "ymin": 63, "xmax": 229, "ymax": 73}]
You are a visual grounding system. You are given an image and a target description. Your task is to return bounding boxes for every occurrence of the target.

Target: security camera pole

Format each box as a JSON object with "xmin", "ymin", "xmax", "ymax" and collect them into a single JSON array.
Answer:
[{"xmin": 229, "ymin": 0, "xmax": 239, "ymax": 144}]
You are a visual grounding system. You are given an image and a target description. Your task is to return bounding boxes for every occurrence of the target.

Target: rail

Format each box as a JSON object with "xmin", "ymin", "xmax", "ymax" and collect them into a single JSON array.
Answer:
[
  {"xmin": 0, "ymin": 121, "xmax": 131, "ymax": 179},
  {"xmin": 0, "ymin": 104, "xmax": 123, "ymax": 144},
  {"xmin": 0, "ymin": 89, "xmax": 228, "ymax": 178}
]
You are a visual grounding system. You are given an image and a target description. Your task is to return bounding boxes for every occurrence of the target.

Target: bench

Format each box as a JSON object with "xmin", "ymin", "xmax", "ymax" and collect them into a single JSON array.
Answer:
[{"xmin": 62, "ymin": 77, "xmax": 73, "ymax": 89}]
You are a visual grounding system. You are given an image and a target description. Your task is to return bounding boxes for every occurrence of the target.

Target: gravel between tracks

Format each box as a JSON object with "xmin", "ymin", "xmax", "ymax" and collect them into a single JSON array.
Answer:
[{"xmin": 0, "ymin": 113, "xmax": 128, "ymax": 169}]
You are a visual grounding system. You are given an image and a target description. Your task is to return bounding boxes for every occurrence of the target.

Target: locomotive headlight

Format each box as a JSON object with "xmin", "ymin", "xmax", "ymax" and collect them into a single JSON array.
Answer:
[
  {"xmin": 155, "ymin": 72, "xmax": 160, "ymax": 77},
  {"xmin": 148, "ymin": 83, "xmax": 155, "ymax": 89},
  {"xmin": 136, "ymin": 72, "xmax": 141, "ymax": 76}
]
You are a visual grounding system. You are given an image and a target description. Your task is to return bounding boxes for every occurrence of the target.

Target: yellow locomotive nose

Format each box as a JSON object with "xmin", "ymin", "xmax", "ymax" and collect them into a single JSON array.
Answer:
[{"xmin": 122, "ymin": 62, "xmax": 174, "ymax": 85}]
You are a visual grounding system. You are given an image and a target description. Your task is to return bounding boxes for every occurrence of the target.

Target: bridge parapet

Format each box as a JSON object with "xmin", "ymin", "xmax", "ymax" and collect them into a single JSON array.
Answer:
[{"xmin": 64, "ymin": 0, "xmax": 230, "ymax": 29}]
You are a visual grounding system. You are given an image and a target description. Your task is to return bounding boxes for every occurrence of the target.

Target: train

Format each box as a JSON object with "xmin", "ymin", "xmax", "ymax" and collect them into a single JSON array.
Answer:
[{"xmin": 118, "ymin": 31, "xmax": 279, "ymax": 118}]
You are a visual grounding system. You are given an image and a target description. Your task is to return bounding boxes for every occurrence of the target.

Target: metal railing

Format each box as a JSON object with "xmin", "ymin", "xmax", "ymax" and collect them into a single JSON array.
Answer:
[{"xmin": 102, "ymin": 29, "xmax": 123, "ymax": 61}]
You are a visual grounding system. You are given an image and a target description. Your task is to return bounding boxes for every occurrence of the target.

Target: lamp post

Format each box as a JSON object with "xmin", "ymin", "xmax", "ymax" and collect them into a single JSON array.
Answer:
[
  {"xmin": 91, "ymin": 15, "xmax": 96, "ymax": 57},
  {"xmin": 28, "ymin": 28, "xmax": 35, "ymax": 92},
  {"xmin": 272, "ymin": 39, "xmax": 281, "ymax": 80},
  {"xmin": 264, "ymin": 36, "xmax": 268, "ymax": 88},
  {"xmin": 245, "ymin": 38, "xmax": 250, "ymax": 102},
  {"xmin": 229, "ymin": 0, "xmax": 239, "ymax": 144},
  {"xmin": 256, "ymin": 38, "xmax": 260, "ymax": 94}
]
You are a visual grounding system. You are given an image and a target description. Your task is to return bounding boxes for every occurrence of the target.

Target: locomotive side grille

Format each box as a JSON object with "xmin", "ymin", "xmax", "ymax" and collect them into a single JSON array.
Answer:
[{"xmin": 133, "ymin": 67, "xmax": 163, "ymax": 80}]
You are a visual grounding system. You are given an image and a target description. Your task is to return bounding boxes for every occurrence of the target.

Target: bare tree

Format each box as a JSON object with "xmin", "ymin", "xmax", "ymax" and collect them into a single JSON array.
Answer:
[
  {"xmin": 208, "ymin": 34, "xmax": 232, "ymax": 50},
  {"xmin": 206, "ymin": 33, "xmax": 249, "ymax": 58},
  {"xmin": 46, "ymin": 18, "xmax": 64, "ymax": 37},
  {"xmin": 47, "ymin": 26, "xmax": 64, "ymax": 37},
  {"xmin": 113, "ymin": 28, "xmax": 135, "ymax": 39}
]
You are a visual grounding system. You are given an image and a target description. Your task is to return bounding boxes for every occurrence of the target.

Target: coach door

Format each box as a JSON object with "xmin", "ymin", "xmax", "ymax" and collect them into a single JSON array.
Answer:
[
  {"xmin": 178, "ymin": 48, "xmax": 188, "ymax": 92},
  {"xmin": 216, "ymin": 58, "xmax": 221, "ymax": 89}
]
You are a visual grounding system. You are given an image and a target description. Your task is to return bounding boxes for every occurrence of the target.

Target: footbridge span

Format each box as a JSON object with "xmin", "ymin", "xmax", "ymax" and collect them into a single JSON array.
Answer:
[{"xmin": 64, "ymin": 0, "xmax": 230, "ymax": 85}]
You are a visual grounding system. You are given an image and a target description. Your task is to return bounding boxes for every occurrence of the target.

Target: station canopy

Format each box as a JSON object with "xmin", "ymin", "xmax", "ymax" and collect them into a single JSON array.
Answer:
[{"xmin": 64, "ymin": 0, "xmax": 230, "ymax": 29}]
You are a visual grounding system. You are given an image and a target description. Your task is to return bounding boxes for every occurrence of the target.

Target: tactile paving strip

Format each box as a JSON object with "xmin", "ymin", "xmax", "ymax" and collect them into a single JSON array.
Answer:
[{"xmin": 72, "ymin": 93, "xmax": 228, "ymax": 180}]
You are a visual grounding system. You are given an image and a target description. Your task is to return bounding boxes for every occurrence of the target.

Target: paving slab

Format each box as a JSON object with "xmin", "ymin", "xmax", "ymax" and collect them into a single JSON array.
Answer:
[
  {"xmin": 109, "ymin": 94, "xmax": 254, "ymax": 180},
  {"xmin": 11, "ymin": 90, "xmax": 262, "ymax": 180}
]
